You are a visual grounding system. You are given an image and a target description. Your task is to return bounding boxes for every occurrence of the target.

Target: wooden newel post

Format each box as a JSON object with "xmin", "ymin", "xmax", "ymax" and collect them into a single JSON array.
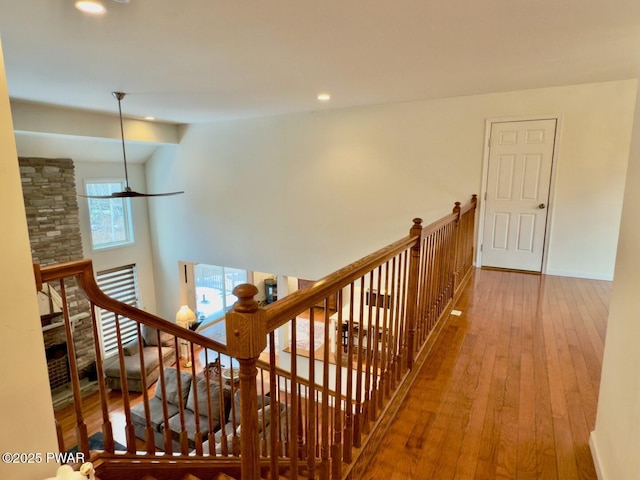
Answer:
[
  {"xmin": 225, "ymin": 283, "xmax": 267, "ymax": 480},
  {"xmin": 405, "ymin": 218, "xmax": 423, "ymax": 369}
]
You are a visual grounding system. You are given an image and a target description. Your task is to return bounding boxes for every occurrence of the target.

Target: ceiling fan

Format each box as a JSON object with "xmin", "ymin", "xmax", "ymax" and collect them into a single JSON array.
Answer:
[{"xmin": 82, "ymin": 92, "xmax": 184, "ymax": 198}]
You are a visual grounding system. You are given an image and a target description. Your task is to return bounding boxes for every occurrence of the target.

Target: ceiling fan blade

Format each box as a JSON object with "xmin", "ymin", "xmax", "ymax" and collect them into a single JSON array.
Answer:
[
  {"xmin": 80, "ymin": 190, "xmax": 185, "ymax": 198},
  {"xmin": 136, "ymin": 191, "xmax": 185, "ymax": 197},
  {"xmin": 78, "ymin": 194, "xmax": 119, "ymax": 199}
]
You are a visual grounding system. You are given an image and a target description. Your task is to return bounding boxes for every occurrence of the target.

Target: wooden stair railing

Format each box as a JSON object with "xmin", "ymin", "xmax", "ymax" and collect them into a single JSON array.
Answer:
[{"xmin": 34, "ymin": 195, "xmax": 477, "ymax": 480}]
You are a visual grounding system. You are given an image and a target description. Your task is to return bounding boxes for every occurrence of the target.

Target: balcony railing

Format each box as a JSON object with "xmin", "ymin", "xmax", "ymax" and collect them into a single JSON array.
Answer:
[{"xmin": 34, "ymin": 195, "xmax": 477, "ymax": 480}]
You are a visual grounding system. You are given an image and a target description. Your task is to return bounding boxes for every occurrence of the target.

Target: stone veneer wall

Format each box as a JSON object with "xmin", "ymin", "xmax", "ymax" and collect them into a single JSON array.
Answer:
[{"xmin": 19, "ymin": 157, "xmax": 96, "ymax": 376}]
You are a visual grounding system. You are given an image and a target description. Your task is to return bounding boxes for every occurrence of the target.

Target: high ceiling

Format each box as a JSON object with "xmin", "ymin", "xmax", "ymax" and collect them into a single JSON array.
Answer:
[{"xmin": 1, "ymin": 0, "xmax": 640, "ymax": 125}]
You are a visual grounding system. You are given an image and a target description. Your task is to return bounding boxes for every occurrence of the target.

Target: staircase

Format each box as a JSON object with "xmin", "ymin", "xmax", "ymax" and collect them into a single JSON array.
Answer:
[{"xmin": 36, "ymin": 196, "xmax": 477, "ymax": 480}]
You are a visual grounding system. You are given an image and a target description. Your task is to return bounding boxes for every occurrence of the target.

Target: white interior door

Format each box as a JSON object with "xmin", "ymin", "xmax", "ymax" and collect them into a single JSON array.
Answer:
[{"xmin": 481, "ymin": 119, "xmax": 557, "ymax": 272}]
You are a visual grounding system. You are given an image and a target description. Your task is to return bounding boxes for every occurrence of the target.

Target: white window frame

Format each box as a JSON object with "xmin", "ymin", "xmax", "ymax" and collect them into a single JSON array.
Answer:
[
  {"xmin": 85, "ymin": 179, "xmax": 135, "ymax": 251},
  {"xmin": 96, "ymin": 264, "xmax": 140, "ymax": 358}
]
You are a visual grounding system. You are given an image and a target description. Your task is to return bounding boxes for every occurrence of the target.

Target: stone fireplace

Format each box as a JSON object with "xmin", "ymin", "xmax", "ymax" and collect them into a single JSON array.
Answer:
[{"xmin": 20, "ymin": 157, "xmax": 97, "ymax": 406}]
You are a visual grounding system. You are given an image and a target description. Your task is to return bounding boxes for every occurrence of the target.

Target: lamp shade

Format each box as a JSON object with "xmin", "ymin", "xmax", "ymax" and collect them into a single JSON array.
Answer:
[{"xmin": 176, "ymin": 305, "xmax": 196, "ymax": 327}]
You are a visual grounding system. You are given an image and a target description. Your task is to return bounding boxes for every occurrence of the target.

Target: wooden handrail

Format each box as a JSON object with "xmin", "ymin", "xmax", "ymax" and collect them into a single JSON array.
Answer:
[{"xmin": 35, "ymin": 259, "xmax": 230, "ymax": 355}]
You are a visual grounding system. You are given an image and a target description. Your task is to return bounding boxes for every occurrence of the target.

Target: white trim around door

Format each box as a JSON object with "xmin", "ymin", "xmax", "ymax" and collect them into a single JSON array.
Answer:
[{"xmin": 476, "ymin": 115, "xmax": 561, "ymax": 273}]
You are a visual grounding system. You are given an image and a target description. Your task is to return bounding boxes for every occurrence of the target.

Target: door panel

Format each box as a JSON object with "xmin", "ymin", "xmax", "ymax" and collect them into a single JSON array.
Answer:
[{"xmin": 482, "ymin": 119, "xmax": 556, "ymax": 271}]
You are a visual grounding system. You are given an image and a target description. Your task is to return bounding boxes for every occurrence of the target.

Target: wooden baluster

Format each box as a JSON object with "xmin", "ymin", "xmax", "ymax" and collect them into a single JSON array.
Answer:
[
  {"xmin": 369, "ymin": 267, "xmax": 382, "ymax": 421},
  {"xmin": 220, "ymin": 359, "xmax": 231, "ymax": 456},
  {"xmin": 259, "ymin": 368, "xmax": 267, "ymax": 457},
  {"xmin": 332, "ymin": 289, "xmax": 344, "ymax": 479},
  {"xmin": 268, "ymin": 333, "xmax": 279, "ymax": 478},
  {"xmin": 189, "ymin": 344, "xmax": 203, "ymax": 456},
  {"xmin": 57, "ymin": 279, "xmax": 89, "ymax": 456},
  {"xmin": 429, "ymin": 232, "xmax": 436, "ymax": 330},
  {"xmin": 297, "ymin": 384, "xmax": 305, "ymax": 462},
  {"xmin": 225, "ymin": 283, "xmax": 267, "ymax": 480},
  {"xmin": 307, "ymin": 307, "xmax": 316, "ymax": 479},
  {"xmin": 380, "ymin": 260, "xmax": 391, "ymax": 405},
  {"xmin": 393, "ymin": 254, "xmax": 402, "ymax": 386},
  {"xmin": 229, "ymin": 366, "xmax": 242, "ymax": 457},
  {"xmin": 283, "ymin": 377, "xmax": 291, "ymax": 458},
  {"xmin": 113, "ymin": 315, "xmax": 136, "ymax": 453},
  {"xmin": 405, "ymin": 218, "xmax": 423, "ymax": 369},
  {"xmin": 134, "ymin": 322, "xmax": 154, "ymax": 454},
  {"xmin": 434, "ymin": 228, "xmax": 443, "ymax": 330},
  {"xmin": 416, "ymin": 239, "xmax": 430, "ymax": 345},
  {"xmin": 343, "ymin": 283, "xmax": 354, "ymax": 462},
  {"xmin": 362, "ymin": 271, "xmax": 374, "ymax": 435},
  {"xmin": 155, "ymin": 337, "xmax": 173, "ymax": 455},
  {"xmin": 396, "ymin": 251, "xmax": 408, "ymax": 376},
  {"xmin": 87, "ymin": 301, "xmax": 115, "ymax": 453},
  {"xmin": 172, "ymin": 339, "xmax": 190, "ymax": 455},
  {"xmin": 321, "ymin": 298, "xmax": 331, "ymax": 479},
  {"xmin": 420, "ymin": 235, "xmax": 431, "ymax": 337},
  {"xmin": 353, "ymin": 277, "xmax": 365, "ymax": 447},
  {"xmin": 203, "ymin": 349, "xmax": 220, "ymax": 456},
  {"xmin": 290, "ymin": 317, "xmax": 299, "ymax": 478},
  {"xmin": 387, "ymin": 257, "xmax": 398, "ymax": 393}
]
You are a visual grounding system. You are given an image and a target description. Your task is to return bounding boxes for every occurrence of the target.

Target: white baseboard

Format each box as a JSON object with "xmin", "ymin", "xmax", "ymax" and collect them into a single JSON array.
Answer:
[
  {"xmin": 590, "ymin": 431, "xmax": 606, "ymax": 480},
  {"xmin": 543, "ymin": 269, "xmax": 614, "ymax": 281}
]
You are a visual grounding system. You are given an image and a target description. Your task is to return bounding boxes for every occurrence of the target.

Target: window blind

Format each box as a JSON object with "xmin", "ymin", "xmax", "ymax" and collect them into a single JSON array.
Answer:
[{"xmin": 96, "ymin": 264, "xmax": 139, "ymax": 357}]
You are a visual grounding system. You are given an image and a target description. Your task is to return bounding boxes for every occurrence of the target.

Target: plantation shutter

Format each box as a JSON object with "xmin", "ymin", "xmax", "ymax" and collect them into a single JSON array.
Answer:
[{"xmin": 96, "ymin": 264, "xmax": 139, "ymax": 357}]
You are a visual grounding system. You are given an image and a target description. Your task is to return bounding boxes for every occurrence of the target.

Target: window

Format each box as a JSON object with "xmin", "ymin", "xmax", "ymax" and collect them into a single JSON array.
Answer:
[
  {"xmin": 96, "ymin": 264, "xmax": 140, "ymax": 357},
  {"xmin": 195, "ymin": 264, "xmax": 248, "ymax": 328},
  {"xmin": 86, "ymin": 181, "xmax": 134, "ymax": 250}
]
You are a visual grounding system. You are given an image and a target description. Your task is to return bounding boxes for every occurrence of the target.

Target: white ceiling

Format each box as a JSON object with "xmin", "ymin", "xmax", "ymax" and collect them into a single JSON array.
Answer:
[{"xmin": 1, "ymin": 0, "xmax": 640, "ymax": 124}]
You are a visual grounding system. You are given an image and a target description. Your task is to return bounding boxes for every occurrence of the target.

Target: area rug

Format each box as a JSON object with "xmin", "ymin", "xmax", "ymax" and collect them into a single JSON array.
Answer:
[
  {"xmin": 283, "ymin": 317, "xmax": 326, "ymax": 356},
  {"xmin": 67, "ymin": 431, "xmax": 126, "ymax": 453}
]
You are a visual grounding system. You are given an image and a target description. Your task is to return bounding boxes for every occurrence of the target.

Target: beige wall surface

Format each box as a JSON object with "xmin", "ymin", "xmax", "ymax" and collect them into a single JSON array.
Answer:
[
  {"xmin": 591, "ymin": 82, "xmax": 640, "ymax": 480},
  {"xmin": 0, "ymin": 40, "xmax": 58, "ymax": 480},
  {"xmin": 146, "ymin": 80, "xmax": 636, "ymax": 319}
]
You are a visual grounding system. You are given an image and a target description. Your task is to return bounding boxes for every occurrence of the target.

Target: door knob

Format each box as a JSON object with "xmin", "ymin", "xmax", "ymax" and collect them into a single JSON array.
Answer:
[{"xmin": 538, "ymin": 203, "xmax": 546, "ymax": 209}]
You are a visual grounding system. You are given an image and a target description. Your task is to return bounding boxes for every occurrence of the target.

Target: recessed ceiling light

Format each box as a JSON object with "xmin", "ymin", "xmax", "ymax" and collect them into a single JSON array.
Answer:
[
  {"xmin": 317, "ymin": 93, "xmax": 331, "ymax": 102},
  {"xmin": 144, "ymin": 116, "xmax": 155, "ymax": 121},
  {"xmin": 75, "ymin": 1, "xmax": 106, "ymax": 14}
]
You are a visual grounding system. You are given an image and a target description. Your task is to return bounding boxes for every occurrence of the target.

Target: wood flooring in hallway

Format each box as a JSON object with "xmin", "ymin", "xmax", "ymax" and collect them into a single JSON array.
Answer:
[{"xmin": 362, "ymin": 268, "xmax": 610, "ymax": 480}]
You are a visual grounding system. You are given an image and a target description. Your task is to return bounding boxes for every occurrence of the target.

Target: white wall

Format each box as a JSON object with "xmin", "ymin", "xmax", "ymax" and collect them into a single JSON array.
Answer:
[
  {"xmin": 147, "ymin": 80, "xmax": 636, "ymax": 318},
  {"xmin": 74, "ymin": 161, "xmax": 158, "ymax": 314},
  {"xmin": 590, "ymin": 82, "xmax": 640, "ymax": 480},
  {"xmin": 0, "ymin": 40, "xmax": 58, "ymax": 479}
]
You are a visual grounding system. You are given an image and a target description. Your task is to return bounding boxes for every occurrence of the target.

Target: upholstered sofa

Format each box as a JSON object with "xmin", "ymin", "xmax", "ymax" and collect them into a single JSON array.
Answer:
[
  {"xmin": 130, "ymin": 367, "xmax": 232, "ymax": 452},
  {"xmin": 130, "ymin": 366, "xmax": 285, "ymax": 454},
  {"xmin": 102, "ymin": 325, "xmax": 176, "ymax": 392}
]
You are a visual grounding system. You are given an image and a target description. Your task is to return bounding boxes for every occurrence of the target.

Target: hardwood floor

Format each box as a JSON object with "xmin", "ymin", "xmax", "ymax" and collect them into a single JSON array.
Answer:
[
  {"xmin": 363, "ymin": 268, "xmax": 610, "ymax": 480},
  {"xmin": 55, "ymin": 388, "xmax": 147, "ymax": 452},
  {"xmin": 55, "ymin": 269, "xmax": 610, "ymax": 479}
]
